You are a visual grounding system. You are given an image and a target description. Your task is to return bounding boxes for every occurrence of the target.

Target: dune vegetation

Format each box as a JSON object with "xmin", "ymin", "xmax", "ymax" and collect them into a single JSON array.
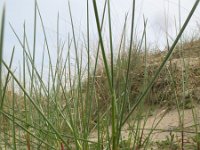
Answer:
[{"xmin": 1, "ymin": 0, "xmax": 200, "ymax": 149}]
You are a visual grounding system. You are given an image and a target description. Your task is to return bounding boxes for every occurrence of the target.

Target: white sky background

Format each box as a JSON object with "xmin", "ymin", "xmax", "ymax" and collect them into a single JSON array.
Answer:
[{"xmin": 1, "ymin": 0, "xmax": 200, "ymax": 72}]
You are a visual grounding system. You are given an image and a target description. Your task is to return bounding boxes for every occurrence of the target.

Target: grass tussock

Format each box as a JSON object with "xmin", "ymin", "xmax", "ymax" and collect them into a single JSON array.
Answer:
[
  {"xmin": 1, "ymin": 0, "xmax": 200, "ymax": 149},
  {"xmin": 89, "ymin": 39, "xmax": 200, "ymax": 112}
]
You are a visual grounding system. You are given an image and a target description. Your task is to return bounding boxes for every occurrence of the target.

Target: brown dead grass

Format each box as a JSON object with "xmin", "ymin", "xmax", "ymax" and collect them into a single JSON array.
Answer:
[{"xmin": 91, "ymin": 39, "xmax": 200, "ymax": 109}]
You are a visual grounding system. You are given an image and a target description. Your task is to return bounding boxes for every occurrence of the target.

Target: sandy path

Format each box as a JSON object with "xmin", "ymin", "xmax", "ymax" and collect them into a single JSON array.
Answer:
[{"xmin": 89, "ymin": 105, "xmax": 200, "ymax": 144}]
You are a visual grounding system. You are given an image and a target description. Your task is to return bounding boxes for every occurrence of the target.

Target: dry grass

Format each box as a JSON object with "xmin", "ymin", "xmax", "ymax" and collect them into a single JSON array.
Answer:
[{"xmin": 87, "ymin": 39, "xmax": 200, "ymax": 114}]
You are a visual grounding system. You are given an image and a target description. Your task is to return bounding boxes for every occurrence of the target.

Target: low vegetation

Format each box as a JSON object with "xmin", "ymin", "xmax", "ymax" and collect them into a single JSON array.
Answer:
[{"xmin": 1, "ymin": 0, "xmax": 200, "ymax": 149}]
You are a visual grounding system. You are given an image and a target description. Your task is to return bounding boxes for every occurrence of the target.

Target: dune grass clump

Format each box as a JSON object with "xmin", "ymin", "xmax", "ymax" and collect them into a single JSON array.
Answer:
[
  {"xmin": 1, "ymin": 0, "xmax": 200, "ymax": 149},
  {"xmin": 89, "ymin": 38, "xmax": 200, "ymax": 113}
]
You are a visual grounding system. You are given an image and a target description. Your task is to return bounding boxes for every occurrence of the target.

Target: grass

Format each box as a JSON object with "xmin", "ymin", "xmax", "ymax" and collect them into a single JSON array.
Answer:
[
  {"xmin": 0, "ymin": 4, "xmax": 5, "ymax": 110},
  {"xmin": 1, "ymin": 0, "xmax": 200, "ymax": 149}
]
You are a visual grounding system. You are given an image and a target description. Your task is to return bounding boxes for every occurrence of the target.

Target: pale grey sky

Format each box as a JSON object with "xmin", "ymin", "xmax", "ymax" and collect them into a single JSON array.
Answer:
[{"xmin": 1, "ymin": 0, "xmax": 200, "ymax": 69}]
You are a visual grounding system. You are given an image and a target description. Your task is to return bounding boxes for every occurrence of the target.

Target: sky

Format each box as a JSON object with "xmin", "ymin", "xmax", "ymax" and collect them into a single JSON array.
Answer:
[{"xmin": 1, "ymin": 0, "xmax": 200, "ymax": 72}]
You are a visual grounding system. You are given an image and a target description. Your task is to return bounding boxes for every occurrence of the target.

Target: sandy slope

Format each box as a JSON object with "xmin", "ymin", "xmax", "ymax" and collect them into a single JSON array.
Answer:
[{"xmin": 89, "ymin": 105, "xmax": 200, "ymax": 147}]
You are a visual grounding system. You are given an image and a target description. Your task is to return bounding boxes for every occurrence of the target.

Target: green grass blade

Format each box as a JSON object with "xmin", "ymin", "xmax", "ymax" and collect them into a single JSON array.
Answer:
[
  {"xmin": 108, "ymin": 0, "xmax": 114, "ymax": 86},
  {"xmin": 30, "ymin": 0, "xmax": 37, "ymax": 95},
  {"xmin": 68, "ymin": 2, "xmax": 83, "ymax": 149},
  {"xmin": 117, "ymin": 0, "xmax": 136, "ymax": 144},
  {"xmin": 0, "ymin": 4, "xmax": 5, "ymax": 107},
  {"xmin": 92, "ymin": 0, "xmax": 117, "ymax": 149},
  {"xmin": 11, "ymin": 78, "xmax": 16, "ymax": 150}
]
